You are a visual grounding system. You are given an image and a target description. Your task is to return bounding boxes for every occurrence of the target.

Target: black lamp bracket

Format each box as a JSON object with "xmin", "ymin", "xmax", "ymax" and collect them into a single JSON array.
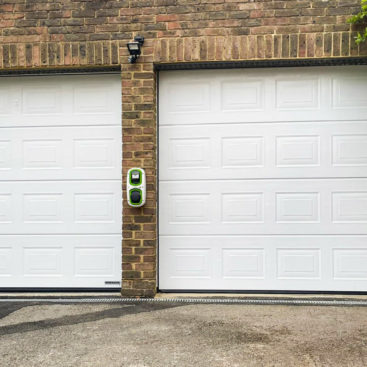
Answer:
[{"xmin": 134, "ymin": 35, "xmax": 144, "ymax": 46}]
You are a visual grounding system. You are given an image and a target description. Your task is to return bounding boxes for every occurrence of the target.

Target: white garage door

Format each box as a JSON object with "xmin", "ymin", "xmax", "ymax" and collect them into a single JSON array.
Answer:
[
  {"xmin": 0, "ymin": 74, "xmax": 122, "ymax": 288},
  {"xmin": 159, "ymin": 66, "xmax": 367, "ymax": 292}
]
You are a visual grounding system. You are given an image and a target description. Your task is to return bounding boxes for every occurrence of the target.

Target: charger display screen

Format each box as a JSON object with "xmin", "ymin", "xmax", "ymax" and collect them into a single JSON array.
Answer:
[{"xmin": 130, "ymin": 170, "xmax": 141, "ymax": 185}]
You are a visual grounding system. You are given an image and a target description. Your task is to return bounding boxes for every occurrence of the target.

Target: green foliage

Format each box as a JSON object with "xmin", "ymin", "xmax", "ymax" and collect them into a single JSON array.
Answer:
[{"xmin": 348, "ymin": 0, "xmax": 367, "ymax": 44}]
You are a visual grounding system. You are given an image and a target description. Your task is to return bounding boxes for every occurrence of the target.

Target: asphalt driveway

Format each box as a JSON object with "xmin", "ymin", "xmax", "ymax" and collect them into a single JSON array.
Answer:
[{"xmin": 0, "ymin": 300, "xmax": 367, "ymax": 367}]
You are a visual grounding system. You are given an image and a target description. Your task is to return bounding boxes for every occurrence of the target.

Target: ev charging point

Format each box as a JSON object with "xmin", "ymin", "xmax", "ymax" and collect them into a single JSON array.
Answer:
[{"xmin": 127, "ymin": 168, "xmax": 146, "ymax": 207}]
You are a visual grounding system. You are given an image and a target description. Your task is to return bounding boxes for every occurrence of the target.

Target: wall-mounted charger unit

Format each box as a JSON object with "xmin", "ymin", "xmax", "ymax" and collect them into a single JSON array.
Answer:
[{"xmin": 127, "ymin": 168, "xmax": 146, "ymax": 207}]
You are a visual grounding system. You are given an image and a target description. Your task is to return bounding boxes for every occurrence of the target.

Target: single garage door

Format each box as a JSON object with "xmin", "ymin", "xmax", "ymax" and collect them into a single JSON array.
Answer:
[
  {"xmin": 159, "ymin": 66, "xmax": 367, "ymax": 292},
  {"xmin": 0, "ymin": 74, "xmax": 122, "ymax": 288}
]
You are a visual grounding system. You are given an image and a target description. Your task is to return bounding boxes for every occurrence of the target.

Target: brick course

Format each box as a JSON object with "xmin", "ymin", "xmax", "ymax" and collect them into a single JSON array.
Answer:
[{"xmin": 1, "ymin": 0, "xmax": 366, "ymax": 297}]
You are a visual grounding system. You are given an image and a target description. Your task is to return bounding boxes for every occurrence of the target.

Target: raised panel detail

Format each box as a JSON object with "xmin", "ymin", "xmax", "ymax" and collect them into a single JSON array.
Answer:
[
  {"xmin": 276, "ymin": 136, "xmax": 319, "ymax": 167},
  {"xmin": 74, "ymin": 194, "xmax": 115, "ymax": 223},
  {"xmin": 332, "ymin": 192, "xmax": 367, "ymax": 222},
  {"xmin": 333, "ymin": 249, "xmax": 367, "ymax": 279},
  {"xmin": 333, "ymin": 77, "xmax": 367, "ymax": 108},
  {"xmin": 0, "ymin": 194, "xmax": 12, "ymax": 223},
  {"xmin": 73, "ymin": 86, "xmax": 110, "ymax": 113},
  {"xmin": 0, "ymin": 141, "xmax": 11, "ymax": 169},
  {"xmin": 23, "ymin": 140, "xmax": 62, "ymax": 169},
  {"xmin": 169, "ymin": 138, "xmax": 210, "ymax": 168},
  {"xmin": 169, "ymin": 194, "xmax": 209, "ymax": 223},
  {"xmin": 222, "ymin": 193, "xmax": 263, "ymax": 223},
  {"xmin": 221, "ymin": 80, "xmax": 264, "ymax": 111},
  {"xmin": 74, "ymin": 139, "xmax": 115, "ymax": 168},
  {"xmin": 23, "ymin": 194, "xmax": 63, "ymax": 223},
  {"xmin": 0, "ymin": 88, "xmax": 11, "ymax": 114},
  {"xmin": 276, "ymin": 193, "xmax": 319, "ymax": 222},
  {"xmin": 332, "ymin": 135, "xmax": 367, "ymax": 166},
  {"xmin": 276, "ymin": 79, "xmax": 319, "ymax": 110},
  {"xmin": 0, "ymin": 247, "xmax": 12, "ymax": 275},
  {"xmin": 222, "ymin": 249, "xmax": 264, "ymax": 278},
  {"xmin": 23, "ymin": 247, "xmax": 62, "ymax": 275},
  {"xmin": 277, "ymin": 249, "xmax": 320, "ymax": 279},
  {"xmin": 222, "ymin": 137, "xmax": 264, "ymax": 167},
  {"xmin": 169, "ymin": 249, "xmax": 211, "ymax": 278},
  {"xmin": 75, "ymin": 247, "xmax": 114, "ymax": 276},
  {"xmin": 22, "ymin": 87, "xmax": 62, "ymax": 114},
  {"xmin": 167, "ymin": 82, "xmax": 210, "ymax": 112}
]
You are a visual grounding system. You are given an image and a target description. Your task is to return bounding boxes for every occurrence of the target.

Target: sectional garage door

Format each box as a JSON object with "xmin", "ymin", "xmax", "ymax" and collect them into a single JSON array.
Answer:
[
  {"xmin": 0, "ymin": 74, "xmax": 122, "ymax": 288},
  {"xmin": 159, "ymin": 66, "xmax": 367, "ymax": 292}
]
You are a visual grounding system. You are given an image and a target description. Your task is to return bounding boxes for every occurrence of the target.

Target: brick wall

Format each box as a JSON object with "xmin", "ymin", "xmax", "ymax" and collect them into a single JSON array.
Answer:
[{"xmin": 1, "ymin": 0, "xmax": 366, "ymax": 297}]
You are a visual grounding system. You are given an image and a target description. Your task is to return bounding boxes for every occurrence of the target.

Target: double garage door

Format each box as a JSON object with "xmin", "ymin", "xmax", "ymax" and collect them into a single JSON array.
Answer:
[
  {"xmin": 1, "ymin": 66, "xmax": 367, "ymax": 292},
  {"xmin": 159, "ymin": 66, "xmax": 367, "ymax": 292},
  {"xmin": 0, "ymin": 74, "xmax": 122, "ymax": 288}
]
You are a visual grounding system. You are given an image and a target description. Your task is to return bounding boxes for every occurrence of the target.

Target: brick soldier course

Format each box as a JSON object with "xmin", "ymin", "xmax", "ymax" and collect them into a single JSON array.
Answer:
[{"xmin": 1, "ymin": 0, "xmax": 366, "ymax": 297}]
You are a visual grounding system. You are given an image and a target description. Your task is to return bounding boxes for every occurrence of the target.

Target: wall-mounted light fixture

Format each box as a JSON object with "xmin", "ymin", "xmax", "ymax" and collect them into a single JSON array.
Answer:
[{"xmin": 127, "ymin": 36, "xmax": 144, "ymax": 64}]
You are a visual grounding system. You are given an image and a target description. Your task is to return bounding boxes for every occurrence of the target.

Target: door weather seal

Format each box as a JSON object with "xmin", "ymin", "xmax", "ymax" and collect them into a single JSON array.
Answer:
[{"xmin": 154, "ymin": 57, "xmax": 367, "ymax": 71}]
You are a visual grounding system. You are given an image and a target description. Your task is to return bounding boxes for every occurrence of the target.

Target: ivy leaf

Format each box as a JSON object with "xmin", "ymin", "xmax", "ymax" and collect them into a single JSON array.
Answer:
[{"xmin": 348, "ymin": 0, "xmax": 367, "ymax": 44}]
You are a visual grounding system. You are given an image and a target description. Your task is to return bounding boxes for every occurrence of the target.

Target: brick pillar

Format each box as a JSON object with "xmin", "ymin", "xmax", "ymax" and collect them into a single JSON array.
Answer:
[{"xmin": 121, "ymin": 39, "xmax": 157, "ymax": 297}]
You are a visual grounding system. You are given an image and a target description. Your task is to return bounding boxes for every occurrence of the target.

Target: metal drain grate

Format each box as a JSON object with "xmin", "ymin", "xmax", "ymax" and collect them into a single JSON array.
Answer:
[{"xmin": 1, "ymin": 297, "xmax": 367, "ymax": 307}]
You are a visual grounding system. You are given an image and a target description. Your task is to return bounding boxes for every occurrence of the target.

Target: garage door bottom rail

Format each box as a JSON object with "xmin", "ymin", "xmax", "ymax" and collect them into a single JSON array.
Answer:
[
  {"xmin": 0, "ymin": 288, "xmax": 121, "ymax": 293},
  {"xmin": 158, "ymin": 289, "xmax": 367, "ymax": 295}
]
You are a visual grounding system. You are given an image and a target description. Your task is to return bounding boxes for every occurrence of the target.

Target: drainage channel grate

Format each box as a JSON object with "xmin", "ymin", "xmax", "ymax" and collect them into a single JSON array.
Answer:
[{"xmin": 1, "ymin": 297, "xmax": 367, "ymax": 307}]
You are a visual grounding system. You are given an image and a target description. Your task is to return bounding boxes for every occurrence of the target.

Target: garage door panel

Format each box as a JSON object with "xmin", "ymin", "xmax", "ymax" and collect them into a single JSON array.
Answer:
[
  {"xmin": 0, "ymin": 235, "xmax": 121, "ymax": 288},
  {"xmin": 160, "ymin": 179, "xmax": 367, "ymax": 235},
  {"xmin": 0, "ymin": 75, "xmax": 121, "ymax": 128},
  {"xmin": 160, "ymin": 67, "xmax": 367, "ymax": 126},
  {"xmin": 0, "ymin": 181, "xmax": 121, "ymax": 234},
  {"xmin": 0, "ymin": 85, "xmax": 14, "ymax": 116},
  {"xmin": 332, "ymin": 75, "xmax": 367, "ymax": 109},
  {"xmin": 160, "ymin": 121, "xmax": 367, "ymax": 180},
  {"xmin": 159, "ymin": 66, "xmax": 367, "ymax": 292},
  {"xmin": 0, "ymin": 74, "xmax": 122, "ymax": 289},
  {"xmin": 159, "ymin": 236, "xmax": 367, "ymax": 291},
  {"xmin": 0, "ymin": 126, "xmax": 121, "ymax": 180}
]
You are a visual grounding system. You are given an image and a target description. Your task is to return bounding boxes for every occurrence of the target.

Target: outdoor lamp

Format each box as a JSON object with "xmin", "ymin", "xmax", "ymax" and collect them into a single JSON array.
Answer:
[{"xmin": 127, "ymin": 36, "xmax": 144, "ymax": 64}]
